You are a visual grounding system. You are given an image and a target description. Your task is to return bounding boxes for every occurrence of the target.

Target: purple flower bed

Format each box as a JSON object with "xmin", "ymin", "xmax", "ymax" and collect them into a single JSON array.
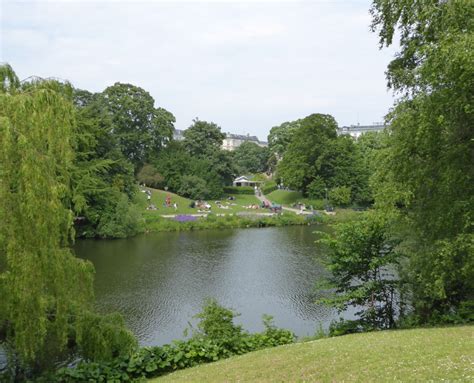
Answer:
[{"xmin": 174, "ymin": 215, "xmax": 198, "ymax": 222}]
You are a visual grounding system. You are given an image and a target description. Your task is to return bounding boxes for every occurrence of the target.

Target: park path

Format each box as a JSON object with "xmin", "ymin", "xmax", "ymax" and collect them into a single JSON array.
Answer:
[{"xmin": 255, "ymin": 190, "xmax": 314, "ymax": 215}]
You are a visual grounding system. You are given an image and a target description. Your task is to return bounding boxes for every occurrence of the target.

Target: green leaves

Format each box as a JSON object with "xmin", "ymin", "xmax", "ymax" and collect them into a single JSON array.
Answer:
[
  {"xmin": 317, "ymin": 212, "xmax": 400, "ymax": 329},
  {"xmin": 51, "ymin": 301, "xmax": 294, "ymax": 382}
]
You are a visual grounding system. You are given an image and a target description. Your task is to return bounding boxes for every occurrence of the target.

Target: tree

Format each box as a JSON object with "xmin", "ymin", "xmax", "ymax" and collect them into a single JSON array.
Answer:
[
  {"xmin": 102, "ymin": 83, "xmax": 175, "ymax": 169},
  {"xmin": 277, "ymin": 113, "xmax": 358, "ymax": 198},
  {"xmin": 267, "ymin": 120, "xmax": 300, "ymax": 159},
  {"xmin": 72, "ymin": 88, "xmax": 141, "ymax": 238},
  {"xmin": 137, "ymin": 164, "xmax": 164, "ymax": 188},
  {"xmin": 232, "ymin": 141, "xmax": 269, "ymax": 174},
  {"xmin": 0, "ymin": 66, "xmax": 136, "ymax": 377},
  {"xmin": 370, "ymin": 0, "xmax": 474, "ymax": 320},
  {"xmin": 182, "ymin": 118, "xmax": 225, "ymax": 157},
  {"xmin": 317, "ymin": 212, "xmax": 400, "ymax": 330}
]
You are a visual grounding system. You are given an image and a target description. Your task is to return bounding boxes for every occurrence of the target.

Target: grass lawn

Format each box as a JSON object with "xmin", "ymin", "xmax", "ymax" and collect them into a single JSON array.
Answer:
[
  {"xmin": 137, "ymin": 188, "xmax": 264, "ymax": 216},
  {"xmin": 266, "ymin": 189, "xmax": 325, "ymax": 209},
  {"xmin": 150, "ymin": 326, "xmax": 474, "ymax": 382}
]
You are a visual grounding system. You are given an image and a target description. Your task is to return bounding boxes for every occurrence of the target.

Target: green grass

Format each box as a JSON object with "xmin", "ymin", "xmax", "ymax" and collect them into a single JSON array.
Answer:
[
  {"xmin": 138, "ymin": 188, "xmax": 263, "ymax": 216},
  {"xmin": 151, "ymin": 326, "xmax": 474, "ymax": 382},
  {"xmin": 266, "ymin": 189, "xmax": 325, "ymax": 210}
]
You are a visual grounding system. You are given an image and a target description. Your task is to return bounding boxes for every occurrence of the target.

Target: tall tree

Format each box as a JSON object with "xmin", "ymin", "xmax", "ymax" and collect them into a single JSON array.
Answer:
[
  {"xmin": 72, "ymin": 89, "xmax": 141, "ymax": 238},
  {"xmin": 102, "ymin": 83, "xmax": 174, "ymax": 170},
  {"xmin": 232, "ymin": 141, "xmax": 269, "ymax": 174},
  {"xmin": 182, "ymin": 118, "xmax": 225, "ymax": 157},
  {"xmin": 267, "ymin": 120, "xmax": 300, "ymax": 159},
  {"xmin": 277, "ymin": 113, "xmax": 339, "ymax": 193},
  {"xmin": 370, "ymin": 0, "xmax": 474, "ymax": 319},
  {"xmin": 0, "ymin": 66, "xmax": 135, "ymax": 377}
]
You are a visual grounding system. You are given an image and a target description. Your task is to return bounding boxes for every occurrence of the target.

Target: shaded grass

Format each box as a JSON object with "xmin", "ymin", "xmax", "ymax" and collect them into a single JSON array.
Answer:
[{"xmin": 151, "ymin": 326, "xmax": 474, "ymax": 382}]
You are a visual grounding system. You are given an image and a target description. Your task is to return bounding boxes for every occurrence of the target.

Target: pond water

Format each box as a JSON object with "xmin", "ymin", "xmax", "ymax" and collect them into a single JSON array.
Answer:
[{"xmin": 75, "ymin": 225, "xmax": 355, "ymax": 346}]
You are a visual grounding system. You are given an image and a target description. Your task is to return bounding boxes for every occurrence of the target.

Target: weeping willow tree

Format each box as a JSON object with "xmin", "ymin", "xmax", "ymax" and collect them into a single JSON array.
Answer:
[{"xmin": 0, "ymin": 64, "xmax": 136, "ymax": 378}]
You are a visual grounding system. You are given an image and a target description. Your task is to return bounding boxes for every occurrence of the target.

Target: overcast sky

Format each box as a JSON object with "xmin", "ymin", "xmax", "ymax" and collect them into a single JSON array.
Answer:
[{"xmin": 1, "ymin": 0, "xmax": 398, "ymax": 140}]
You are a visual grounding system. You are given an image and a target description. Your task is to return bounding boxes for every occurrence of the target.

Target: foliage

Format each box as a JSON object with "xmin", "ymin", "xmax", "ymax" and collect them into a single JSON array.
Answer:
[
  {"xmin": 95, "ymin": 192, "xmax": 144, "ymax": 239},
  {"xmin": 72, "ymin": 89, "xmax": 140, "ymax": 238},
  {"xmin": 153, "ymin": 140, "xmax": 235, "ymax": 200},
  {"xmin": 317, "ymin": 212, "xmax": 400, "ymax": 329},
  {"xmin": 328, "ymin": 186, "xmax": 352, "ymax": 207},
  {"xmin": 307, "ymin": 177, "xmax": 327, "ymax": 200},
  {"xmin": 102, "ymin": 82, "xmax": 175, "ymax": 169},
  {"xmin": 178, "ymin": 175, "xmax": 209, "ymax": 200},
  {"xmin": 370, "ymin": 0, "xmax": 474, "ymax": 320},
  {"xmin": 267, "ymin": 120, "xmax": 300, "ymax": 158},
  {"xmin": 261, "ymin": 181, "xmax": 277, "ymax": 195},
  {"xmin": 137, "ymin": 164, "xmax": 164, "ymax": 189},
  {"xmin": 232, "ymin": 141, "xmax": 269, "ymax": 174},
  {"xmin": 276, "ymin": 114, "xmax": 364, "ymax": 204},
  {"xmin": 222, "ymin": 186, "xmax": 255, "ymax": 195},
  {"xmin": 48, "ymin": 301, "xmax": 294, "ymax": 382},
  {"xmin": 182, "ymin": 118, "xmax": 225, "ymax": 158},
  {"xmin": 0, "ymin": 66, "xmax": 136, "ymax": 378},
  {"xmin": 277, "ymin": 113, "xmax": 338, "ymax": 192},
  {"xmin": 143, "ymin": 213, "xmax": 312, "ymax": 233}
]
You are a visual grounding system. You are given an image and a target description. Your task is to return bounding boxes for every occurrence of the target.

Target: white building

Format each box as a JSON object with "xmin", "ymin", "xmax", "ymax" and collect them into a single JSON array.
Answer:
[
  {"xmin": 222, "ymin": 133, "xmax": 268, "ymax": 151},
  {"xmin": 173, "ymin": 128, "xmax": 185, "ymax": 141},
  {"xmin": 232, "ymin": 176, "xmax": 262, "ymax": 187},
  {"xmin": 337, "ymin": 123, "xmax": 386, "ymax": 139}
]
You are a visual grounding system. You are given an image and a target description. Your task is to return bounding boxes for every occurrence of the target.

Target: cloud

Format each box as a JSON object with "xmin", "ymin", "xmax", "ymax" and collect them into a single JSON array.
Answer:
[{"xmin": 1, "ymin": 0, "xmax": 397, "ymax": 139}]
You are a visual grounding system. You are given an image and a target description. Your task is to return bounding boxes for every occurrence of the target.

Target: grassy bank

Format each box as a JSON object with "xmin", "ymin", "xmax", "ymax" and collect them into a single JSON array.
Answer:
[
  {"xmin": 138, "ymin": 188, "xmax": 264, "ymax": 215},
  {"xmin": 151, "ymin": 326, "xmax": 474, "ymax": 382},
  {"xmin": 266, "ymin": 189, "xmax": 325, "ymax": 209},
  {"xmin": 143, "ymin": 211, "xmax": 321, "ymax": 232}
]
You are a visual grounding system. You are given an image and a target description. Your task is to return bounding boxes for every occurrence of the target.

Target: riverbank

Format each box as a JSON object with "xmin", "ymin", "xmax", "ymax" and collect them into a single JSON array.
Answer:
[
  {"xmin": 138, "ymin": 188, "xmax": 360, "ymax": 233},
  {"xmin": 151, "ymin": 325, "xmax": 474, "ymax": 382},
  {"xmin": 143, "ymin": 210, "xmax": 323, "ymax": 232}
]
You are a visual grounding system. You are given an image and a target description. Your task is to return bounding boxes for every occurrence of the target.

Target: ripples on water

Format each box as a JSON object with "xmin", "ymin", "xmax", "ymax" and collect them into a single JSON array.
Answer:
[{"xmin": 75, "ymin": 226, "xmax": 355, "ymax": 346}]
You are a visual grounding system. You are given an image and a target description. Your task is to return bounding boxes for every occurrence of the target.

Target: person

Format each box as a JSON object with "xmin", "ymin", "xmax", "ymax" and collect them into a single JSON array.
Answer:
[{"xmin": 173, "ymin": 202, "xmax": 178, "ymax": 211}]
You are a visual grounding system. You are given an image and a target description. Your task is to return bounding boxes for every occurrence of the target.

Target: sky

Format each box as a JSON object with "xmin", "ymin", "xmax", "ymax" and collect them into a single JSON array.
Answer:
[{"xmin": 1, "ymin": 0, "xmax": 398, "ymax": 140}]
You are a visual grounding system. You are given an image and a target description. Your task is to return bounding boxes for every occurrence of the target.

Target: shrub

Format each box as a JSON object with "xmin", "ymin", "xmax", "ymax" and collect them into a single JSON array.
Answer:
[
  {"xmin": 49, "ymin": 301, "xmax": 294, "ymax": 382},
  {"xmin": 328, "ymin": 186, "xmax": 352, "ymax": 206},
  {"xmin": 307, "ymin": 177, "xmax": 326, "ymax": 199},
  {"xmin": 178, "ymin": 175, "xmax": 209, "ymax": 200},
  {"xmin": 223, "ymin": 186, "xmax": 255, "ymax": 195},
  {"xmin": 137, "ymin": 164, "xmax": 164, "ymax": 189},
  {"xmin": 261, "ymin": 181, "xmax": 277, "ymax": 195}
]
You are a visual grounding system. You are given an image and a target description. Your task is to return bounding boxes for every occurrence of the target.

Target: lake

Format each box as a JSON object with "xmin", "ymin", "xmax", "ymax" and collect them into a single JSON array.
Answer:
[{"xmin": 75, "ymin": 225, "xmax": 354, "ymax": 346}]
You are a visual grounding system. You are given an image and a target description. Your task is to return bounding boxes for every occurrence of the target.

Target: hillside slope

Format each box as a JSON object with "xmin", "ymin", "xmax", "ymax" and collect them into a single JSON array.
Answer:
[{"xmin": 152, "ymin": 326, "xmax": 473, "ymax": 382}]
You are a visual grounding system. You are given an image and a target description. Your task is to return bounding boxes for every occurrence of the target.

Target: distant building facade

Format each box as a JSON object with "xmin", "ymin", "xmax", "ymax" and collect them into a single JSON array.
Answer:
[
  {"xmin": 222, "ymin": 133, "xmax": 268, "ymax": 151},
  {"xmin": 173, "ymin": 129, "xmax": 185, "ymax": 141},
  {"xmin": 337, "ymin": 123, "xmax": 386, "ymax": 139}
]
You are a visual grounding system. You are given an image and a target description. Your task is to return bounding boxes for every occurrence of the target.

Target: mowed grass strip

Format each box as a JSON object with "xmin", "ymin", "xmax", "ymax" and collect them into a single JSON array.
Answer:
[{"xmin": 151, "ymin": 326, "xmax": 474, "ymax": 382}]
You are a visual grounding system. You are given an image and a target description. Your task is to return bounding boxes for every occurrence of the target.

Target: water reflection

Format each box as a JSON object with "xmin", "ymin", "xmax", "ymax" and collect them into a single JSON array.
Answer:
[{"xmin": 75, "ymin": 225, "xmax": 353, "ymax": 346}]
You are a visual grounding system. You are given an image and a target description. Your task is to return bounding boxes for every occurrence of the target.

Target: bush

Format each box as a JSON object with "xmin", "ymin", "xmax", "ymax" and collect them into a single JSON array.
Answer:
[
  {"xmin": 137, "ymin": 164, "xmax": 164, "ymax": 189},
  {"xmin": 178, "ymin": 175, "xmax": 209, "ymax": 200},
  {"xmin": 261, "ymin": 181, "xmax": 277, "ymax": 195},
  {"xmin": 96, "ymin": 193, "xmax": 144, "ymax": 238},
  {"xmin": 223, "ymin": 186, "xmax": 255, "ymax": 195},
  {"xmin": 307, "ymin": 177, "xmax": 326, "ymax": 199},
  {"xmin": 328, "ymin": 186, "xmax": 352, "ymax": 206},
  {"xmin": 50, "ymin": 301, "xmax": 294, "ymax": 382}
]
